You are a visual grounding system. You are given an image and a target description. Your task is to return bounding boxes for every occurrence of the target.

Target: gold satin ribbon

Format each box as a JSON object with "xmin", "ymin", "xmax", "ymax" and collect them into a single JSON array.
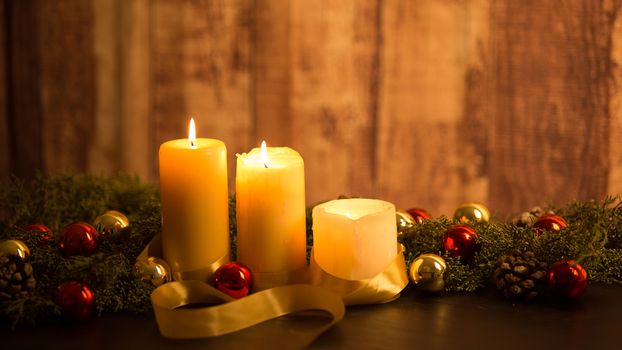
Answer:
[
  {"xmin": 251, "ymin": 247, "xmax": 409, "ymax": 305},
  {"xmin": 151, "ymin": 281, "xmax": 345, "ymax": 341},
  {"xmin": 137, "ymin": 235, "xmax": 408, "ymax": 340},
  {"xmin": 309, "ymin": 246, "xmax": 409, "ymax": 305},
  {"xmin": 136, "ymin": 234, "xmax": 229, "ymax": 282}
]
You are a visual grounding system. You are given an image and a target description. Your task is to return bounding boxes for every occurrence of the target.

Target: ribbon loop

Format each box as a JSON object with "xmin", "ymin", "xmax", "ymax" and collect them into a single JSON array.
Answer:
[
  {"xmin": 138, "ymin": 235, "xmax": 408, "ymax": 341},
  {"xmin": 151, "ymin": 281, "xmax": 345, "ymax": 340}
]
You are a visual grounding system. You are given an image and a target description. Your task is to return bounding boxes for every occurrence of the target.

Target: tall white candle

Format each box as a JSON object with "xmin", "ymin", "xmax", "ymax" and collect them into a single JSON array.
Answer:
[{"xmin": 312, "ymin": 198, "xmax": 397, "ymax": 280}]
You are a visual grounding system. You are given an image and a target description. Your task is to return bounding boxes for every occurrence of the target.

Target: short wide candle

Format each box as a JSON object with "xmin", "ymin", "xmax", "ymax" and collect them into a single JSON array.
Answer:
[
  {"xmin": 159, "ymin": 134, "xmax": 229, "ymax": 281},
  {"xmin": 236, "ymin": 145, "xmax": 307, "ymax": 274},
  {"xmin": 312, "ymin": 198, "xmax": 397, "ymax": 280}
]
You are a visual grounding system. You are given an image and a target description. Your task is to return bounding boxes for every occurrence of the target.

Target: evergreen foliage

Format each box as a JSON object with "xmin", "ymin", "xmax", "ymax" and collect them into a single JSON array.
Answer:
[{"xmin": 1, "ymin": 174, "xmax": 620, "ymax": 327}]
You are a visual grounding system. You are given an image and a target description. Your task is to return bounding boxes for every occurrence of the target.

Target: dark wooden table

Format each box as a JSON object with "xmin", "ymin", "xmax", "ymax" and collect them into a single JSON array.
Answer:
[{"xmin": 4, "ymin": 284, "xmax": 621, "ymax": 349}]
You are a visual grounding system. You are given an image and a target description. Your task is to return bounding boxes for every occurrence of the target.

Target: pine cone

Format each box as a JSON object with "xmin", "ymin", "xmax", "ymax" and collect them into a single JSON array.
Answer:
[
  {"xmin": 511, "ymin": 207, "xmax": 555, "ymax": 227},
  {"xmin": 493, "ymin": 251, "xmax": 548, "ymax": 301},
  {"xmin": 0, "ymin": 255, "xmax": 36, "ymax": 301}
]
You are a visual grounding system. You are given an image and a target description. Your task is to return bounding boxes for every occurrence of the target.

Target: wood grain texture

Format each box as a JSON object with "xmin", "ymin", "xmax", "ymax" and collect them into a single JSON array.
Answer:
[
  {"xmin": 2, "ymin": 0, "xmax": 622, "ymax": 216},
  {"xmin": 92, "ymin": 0, "xmax": 151, "ymax": 178},
  {"xmin": 609, "ymin": 1, "xmax": 622, "ymax": 196},
  {"xmin": 38, "ymin": 0, "xmax": 95, "ymax": 173},
  {"xmin": 0, "ymin": 0, "xmax": 8, "ymax": 180},
  {"xmin": 489, "ymin": 0, "xmax": 618, "ymax": 215},
  {"xmin": 118, "ymin": 0, "xmax": 152, "ymax": 179},
  {"xmin": 151, "ymin": 0, "xmax": 253, "ymax": 187},
  {"xmin": 7, "ymin": 0, "xmax": 43, "ymax": 178},
  {"xmin": 151, "ymin": 0, "xmax": 186, "ymax": 178},
  {"xmin": 377, "ymin": 0, "xmax": 490, "ymax": 216},
  {"xmin": 253, "ymin": 0, "xmax": 290, "ymax": 146},
  {"xmin": 287, "ymin": 0, "xmax": 379, "ymax": 205}
]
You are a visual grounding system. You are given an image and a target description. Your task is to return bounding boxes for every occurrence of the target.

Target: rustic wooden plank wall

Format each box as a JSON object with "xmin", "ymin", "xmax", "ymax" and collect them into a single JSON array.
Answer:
[
  {"xmin": 0, "ymin": 0, "xmax": 8, "ymax": 180},
  {"xmin": 489, "ymin": 0, "xmax": 617, "ymax": 214},
  {"xmin": 377, "ymin": 0, "xmax": 490, "ymax": 216},
  {"xmin": 1, "ymin": 0, "xmax": 621, "ymax": 217},
  {"xmin": 610, "ymin": 3, "xmax": 622, "ymax": 197}
]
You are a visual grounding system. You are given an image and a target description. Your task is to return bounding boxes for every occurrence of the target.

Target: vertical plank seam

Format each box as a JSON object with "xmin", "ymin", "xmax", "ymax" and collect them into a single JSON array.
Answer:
[
  {"xmin": 114, "ymin": 0, "xmax": 124, "ymax": 173},
  {"xmin": 250, "ymin": 0, "xmax": 257, "ymax": 147},
  {"xmin": 487, "ymin": 0, "xmax": 497, "ymax": 208},
  {"xmin": 4, "ymin": 0, "xmax": 14, "ymax": 176},
  {"xmin": 8, "ymin": 0, "xmax": 43, "ymax": 177},
  {"xmin": 370, "ymin": 0, "xmax": 382, "ymax": 196},
  {"xmin": 1, "ymin": 0, "xmax": 9, "ymax": 176},
  {"xmin": 148, "ymin": 1, "xmax": 157, "ymax": 180}
]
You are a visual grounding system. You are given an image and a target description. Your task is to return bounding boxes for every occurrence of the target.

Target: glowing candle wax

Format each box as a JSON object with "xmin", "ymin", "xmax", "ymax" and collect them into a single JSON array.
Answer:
[
  {"xmin": 312, "ymin": 198, "xmax": 397, "ymax": 280},
  {"xmin": 236, "ymin": 142, "xmax": 307, "ymax": 275},
  {"xmin": 159, "ymin": 118, "xmax": 229, "ymax": 281}
]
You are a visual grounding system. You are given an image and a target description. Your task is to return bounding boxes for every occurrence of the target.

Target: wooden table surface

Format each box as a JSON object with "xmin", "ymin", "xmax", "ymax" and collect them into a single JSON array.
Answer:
[{"xmin": 4, "ymin": 284, "xmax": 621, "ymax": 350}]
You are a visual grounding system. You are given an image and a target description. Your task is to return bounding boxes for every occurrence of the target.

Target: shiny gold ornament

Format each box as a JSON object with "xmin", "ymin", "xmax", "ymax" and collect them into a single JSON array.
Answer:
[
  {"xmin": 134, "ymin": 256, "xmax": 172, "ymax": 287},
  {"xmin": 0, "ymin": 239, "xmax": 30, "ymax": 261},
  {"xmin": 453, "ymin": 202, "xmax": 491, "ymax": 223},
  {"xmin": 396, "ymin": 210, "xmax": 416, "ymax": 236},
  {"xmin": 409, "ymin": 253, "xmax": 447, "ymax": 293},
  {"xmin": 94, "ymin": 210, "xmax": 129, "ymax": 236}
]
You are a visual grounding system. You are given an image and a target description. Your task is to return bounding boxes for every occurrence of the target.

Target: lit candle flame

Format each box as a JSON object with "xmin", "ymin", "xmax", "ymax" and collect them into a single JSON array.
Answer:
[
  {"xmin": 189, "ymin": 118, "xmax": 196, "ymax": 148},
  {"xmin": 260, "ymin": 140, "xmax": 271, "ymax": 168}
]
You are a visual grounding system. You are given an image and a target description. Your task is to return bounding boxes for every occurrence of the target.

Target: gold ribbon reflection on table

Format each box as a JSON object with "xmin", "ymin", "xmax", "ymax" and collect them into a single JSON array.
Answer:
[{"xmin": 138, "ymin": 235, "xmax": 408, "ymax": 340}]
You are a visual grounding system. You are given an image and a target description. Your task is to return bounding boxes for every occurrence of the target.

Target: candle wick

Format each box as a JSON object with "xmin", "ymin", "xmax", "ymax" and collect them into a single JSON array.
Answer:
[
  {"xmin": 190, "ymin": 139, "xmax": 195, "ymax": 148},
  {"xmin": 263, "ymin": 162, "xmax": 269, "ymax": 169}
]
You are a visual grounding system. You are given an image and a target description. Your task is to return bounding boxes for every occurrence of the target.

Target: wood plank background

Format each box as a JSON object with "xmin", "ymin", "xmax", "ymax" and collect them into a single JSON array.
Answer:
[{"xmin": 1, "ymin": 0, "xmax": 621, "ymax": 218}]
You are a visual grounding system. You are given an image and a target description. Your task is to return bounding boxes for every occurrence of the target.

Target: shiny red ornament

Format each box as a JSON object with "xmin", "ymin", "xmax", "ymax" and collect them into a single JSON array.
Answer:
[
  {"xmin": 442, "ymin": 225, "xmax": 480, "ymax": 262},
  {"xmin": 58, "ymin": 222, "xmax": 99, "ymax": 256},
  {"xmin": 213, "ymin": 262, "xmax": 253, "ymax": 299},
  {"xmin": 547, "ymin": 260, "xmax": 588, "ymax": 299},
  {"xmin": 406, "ymin": 208, "xmax": 432, "ymax": 224},
  {"xmin": 54, "ymin": 281, "xmax": 95, "ymax": 321},
  {"xmin": 533, "ymin": 215, "xmax": 567, "ymax": 236},
  {"xmin": 23, "ymin": 223, "xmax": 54, "ymax": 244}
]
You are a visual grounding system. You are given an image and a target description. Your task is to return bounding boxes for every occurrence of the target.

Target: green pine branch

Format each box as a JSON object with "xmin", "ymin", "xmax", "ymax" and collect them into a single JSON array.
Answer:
[{"xmin": 0, "ymin": 174, "xmax": 621, "ymax": 328}]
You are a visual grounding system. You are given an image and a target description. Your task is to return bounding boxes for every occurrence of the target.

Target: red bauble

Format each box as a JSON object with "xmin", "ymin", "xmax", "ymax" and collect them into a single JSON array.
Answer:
[
  {"xmin": 406, "ymin": 208, "xmax": 432, "ymax": 224},
  {"xmin": 54, "ymin": 281, "xmax": 95, "ymax": 321},
  {"xmin": 442, "ymin": 225, "xmax": 480, "ymax": 262},
  {"xmin": 213, "ymin": 262, "xmax": 253, "ymax": 299},
  {"xmin": 547, "ymin": 260, "xmax": 588, "ymax": 299},
  {"xmin": 533, "ymin": 215, "xmax": 567, "ymax": 236},
  {"xmin": 58, "ymin": 222, "xmax": 99, "ymax": 256},
  {"xmin": 23, "ymin": 223, "xmax": 54, "ymax": 244}
]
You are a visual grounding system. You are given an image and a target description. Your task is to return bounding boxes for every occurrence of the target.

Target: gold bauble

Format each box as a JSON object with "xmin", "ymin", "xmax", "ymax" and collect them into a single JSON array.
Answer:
[
  {"xmin": 94, "ymin": 210, "xmax": 129, "ymax": 236},
  {"xmin": 134, "ymin": 257, "xmax": 171, "ymax": 287},
  {"xmin": 0, "ymin": 239, "xmax": 30, "ymax": 261},
  {"xmin": 396, "ymin": 210, "xmax": 416, "ymax": 236},
  {"xmin": 409, "ymin": 253, "xmax": 447, "ymax": 293},
  {"xmin": 453, "ymin": 202, "xmax": 491, "ymax": 223}
]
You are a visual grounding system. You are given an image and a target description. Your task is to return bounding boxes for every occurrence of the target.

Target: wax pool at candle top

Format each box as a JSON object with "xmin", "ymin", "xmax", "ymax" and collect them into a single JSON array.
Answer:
[
  {"xmin": 162, "ymin": 138, "xmax": 224, "ymax": 151},
  {"xmin": 319, "ymin": 198, "xmax": 395, "ymax": 220},
  {"xmin": 239, "ymin": 147, "xmax": 304, "ymax": 168}
]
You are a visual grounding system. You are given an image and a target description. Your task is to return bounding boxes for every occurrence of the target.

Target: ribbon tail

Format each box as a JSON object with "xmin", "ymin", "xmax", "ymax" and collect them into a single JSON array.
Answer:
[{"xmin": 151, "ymin": 281, "xmax": 345, "ymax": 342}]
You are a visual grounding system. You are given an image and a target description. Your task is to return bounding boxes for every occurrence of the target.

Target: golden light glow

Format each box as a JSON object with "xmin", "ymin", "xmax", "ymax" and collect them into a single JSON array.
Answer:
[
  {"xmin": 260, "ymin": 140, "xmax": 271, "ymax": 168},
  {"xmin": 189, "ymin": 118, "xmax": 197, "ymax": 148}
]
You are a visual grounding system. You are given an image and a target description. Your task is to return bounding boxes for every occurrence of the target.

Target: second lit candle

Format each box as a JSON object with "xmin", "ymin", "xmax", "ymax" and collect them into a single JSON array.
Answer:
[{"xmin": 236, "ymin": 142, "xmax": 307, "ymax": 275}]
